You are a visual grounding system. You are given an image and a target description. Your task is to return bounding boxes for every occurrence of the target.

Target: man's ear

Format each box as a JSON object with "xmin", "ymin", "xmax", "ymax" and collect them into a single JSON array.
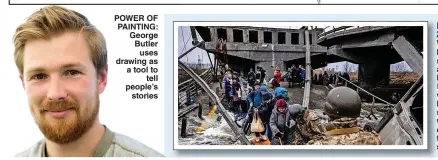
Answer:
[
  {"xmin": 20, "ymin": 74, "xmax": 25, "ymax": 90},
  {"xmin": 97, "ymin": 65, "xmax": 108, "ymax": 94}
]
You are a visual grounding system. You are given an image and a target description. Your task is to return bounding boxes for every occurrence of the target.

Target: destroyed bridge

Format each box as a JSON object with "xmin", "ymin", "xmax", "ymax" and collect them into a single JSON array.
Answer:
[{"xmin": 177, "ymin": 26, "xmax": 424, "ymax": 146}]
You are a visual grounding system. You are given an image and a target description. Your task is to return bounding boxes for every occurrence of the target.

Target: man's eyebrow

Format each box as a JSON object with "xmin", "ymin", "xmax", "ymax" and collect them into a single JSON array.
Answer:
[
  {"xmin": 61, "ymin": 63, "xmax": 86, "ymax": 69},
  {"xmin": 25, "ymin": 63, "xmax": 86, "ymax": 75},
  {"xmin": 26, "ymin": 67, "xmax": 45, "ymax": 75}
]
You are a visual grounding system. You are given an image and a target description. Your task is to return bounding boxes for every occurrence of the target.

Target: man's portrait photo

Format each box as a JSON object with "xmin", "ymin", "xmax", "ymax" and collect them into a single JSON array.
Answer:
[{"xmin": 12, "ymin": 5, "xmax": 163, "ymax": 157}]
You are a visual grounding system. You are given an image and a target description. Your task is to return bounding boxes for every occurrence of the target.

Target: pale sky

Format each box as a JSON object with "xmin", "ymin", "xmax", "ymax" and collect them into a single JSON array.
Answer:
[{"xmin": 178, "ymin": 26, "xmax": 213, "ymax": 64}]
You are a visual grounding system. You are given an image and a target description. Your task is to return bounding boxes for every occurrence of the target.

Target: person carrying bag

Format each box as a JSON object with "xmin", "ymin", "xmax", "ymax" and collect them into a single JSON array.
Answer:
[
  {"xmin": 250, "ymin": 110, "xmax": 270, "ymax": 145},
  {"xmin": 251, "ymin": 110, "xmax": 264, "ymax": 133}
]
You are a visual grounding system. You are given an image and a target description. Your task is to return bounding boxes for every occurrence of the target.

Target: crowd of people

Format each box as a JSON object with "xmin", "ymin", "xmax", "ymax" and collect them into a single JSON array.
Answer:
[
  {"xmin": 285, "ymin": 64, "xmax": 352, "ymax": 88},
  {"xmin": 220, "ymin": 64, "xmax": 381, "ymax": 145},
  {"xmin": 310, "ymin": 71, "xmax": 351, "ymax": 86}
]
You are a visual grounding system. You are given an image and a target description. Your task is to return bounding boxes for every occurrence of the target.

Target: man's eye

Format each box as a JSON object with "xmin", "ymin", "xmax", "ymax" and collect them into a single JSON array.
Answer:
[
  {"xmin": 66, "ymin": 70, "xmax": 81, "ymax": 76},
  {"xmin": 31, "ymin": 74, "xmax": 47, "ymax": 80}
]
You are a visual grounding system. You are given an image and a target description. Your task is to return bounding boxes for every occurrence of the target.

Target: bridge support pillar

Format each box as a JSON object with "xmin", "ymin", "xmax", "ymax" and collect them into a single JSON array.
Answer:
[
  {"xmin": 299, "ymin": 30, "xmax": 305, "ymax": 45},
  {"xmin": 358, "ymin": 61, "xmax": 390, "ymax": 88}
]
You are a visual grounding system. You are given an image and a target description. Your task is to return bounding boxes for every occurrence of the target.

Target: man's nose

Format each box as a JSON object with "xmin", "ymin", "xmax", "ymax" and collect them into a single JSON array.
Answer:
[{"xmin": 47, "ymin": 76, "xmax": 68, "ymax": 101}]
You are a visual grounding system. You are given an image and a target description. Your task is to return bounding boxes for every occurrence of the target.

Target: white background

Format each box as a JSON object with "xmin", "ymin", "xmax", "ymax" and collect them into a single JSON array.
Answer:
[
  {"xmin": 0, "ymin": 5, "xmax": 164, "ymax": 156},
  {"xmin": 8, "ymin": 0, "xmax": 431, "ymax": 4}
]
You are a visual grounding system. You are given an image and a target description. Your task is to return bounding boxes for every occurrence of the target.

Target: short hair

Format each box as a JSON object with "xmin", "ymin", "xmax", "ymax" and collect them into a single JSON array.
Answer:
[{"xmin": 13, "ymin": 5, "xmax": 107, "ymax": 75}]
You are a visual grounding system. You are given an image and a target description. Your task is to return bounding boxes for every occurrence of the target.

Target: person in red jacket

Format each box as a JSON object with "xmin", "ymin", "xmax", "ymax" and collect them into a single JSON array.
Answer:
[{"xmin": 273, "ymin": 68, "xmax": 282, "ymax": 85}]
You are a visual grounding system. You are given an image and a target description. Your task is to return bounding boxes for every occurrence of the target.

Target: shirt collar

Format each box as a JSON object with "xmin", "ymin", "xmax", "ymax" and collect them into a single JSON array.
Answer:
[{"xmin": 42, "ymin": 125, "xmax": 115, "ymax": 157}]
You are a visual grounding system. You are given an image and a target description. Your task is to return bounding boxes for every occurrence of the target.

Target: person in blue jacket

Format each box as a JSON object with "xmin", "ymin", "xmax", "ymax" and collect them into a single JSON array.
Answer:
[
  {"xmin": 248, "ymin": 88, "xmax": 274, "ymax": 139},
  {"xmin": 247, "ymin": 83, "xmax": 267, "ymax": 109},
  {"xmin": 299, "ymin": 65, "xmax": 306, "ymax": 87}
]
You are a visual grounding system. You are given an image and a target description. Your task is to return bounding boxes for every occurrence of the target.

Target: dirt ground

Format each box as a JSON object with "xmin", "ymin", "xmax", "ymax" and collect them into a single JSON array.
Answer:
[
  {"xmin": 390, "ymin": 72, "xmax": 419, "ymax": 84},
  {"xmin": 348, "ymin": 72, "xmax": 419, "ymax": 84},
  {"xmin": 278, "ymin": 82, "xmax": 329, "ymax": 110}
]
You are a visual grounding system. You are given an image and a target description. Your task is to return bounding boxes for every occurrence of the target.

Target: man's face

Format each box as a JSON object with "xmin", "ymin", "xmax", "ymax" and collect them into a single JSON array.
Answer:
[
  {"xmin": 255, "ymin": 85, "xmax": 260, "ymax": 90},
  {"xmin": 21, "ymin": 31, "xmax": 108, "ymax": 144}
]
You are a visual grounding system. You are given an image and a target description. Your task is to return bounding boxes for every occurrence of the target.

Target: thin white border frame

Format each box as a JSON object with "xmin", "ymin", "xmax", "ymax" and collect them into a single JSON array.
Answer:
[{"xmin": 173, "ymin": 21, "xmax": 428, "ymax": 150}]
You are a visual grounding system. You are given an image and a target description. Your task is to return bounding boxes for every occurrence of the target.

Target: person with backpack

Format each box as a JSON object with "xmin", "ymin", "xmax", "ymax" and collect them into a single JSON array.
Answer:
[
  {"xmin": 270, "ymin": 99, "xmax": 305, "ymax": 145},
  {"xmin": 271, "ymin": 80, "xmax": 289, "ymax": 102}
]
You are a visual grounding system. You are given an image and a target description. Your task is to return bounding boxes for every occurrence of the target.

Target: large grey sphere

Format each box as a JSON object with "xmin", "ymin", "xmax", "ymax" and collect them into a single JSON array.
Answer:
[{"xmin": 324, "ymin": 87, "xmax": 361, "ymax": 118}]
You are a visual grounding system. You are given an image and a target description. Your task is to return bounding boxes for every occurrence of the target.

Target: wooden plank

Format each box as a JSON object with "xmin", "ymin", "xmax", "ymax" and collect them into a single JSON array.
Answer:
[
  {"xmin": 303, "ymin": 30, "xmax": 311, "ymax": 109},
  {"xmin": 392, "ymin": 35, "xmax": 423, "ymax": 76}
]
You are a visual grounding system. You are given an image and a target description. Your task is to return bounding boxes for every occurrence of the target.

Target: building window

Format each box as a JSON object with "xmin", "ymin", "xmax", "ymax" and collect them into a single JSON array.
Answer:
[
  {"xmin": 249, "ymin": 30, "xmax": 258, "ymax": 43},
  {"xmin": 278, "ymin": 32, "xmax": 285, "ymax": 44},
  {"xmin": 217, "ymin": 28, "xmax": 227, "ymax": 41},
  {"xmin": 291, "ymin": 33, "xmax": 299, "ymax": 44},
  {"xmin": 308, "ymin": 33, "xmax": 313, "ymax": 45},
  {"xmin": 264, "ymin": 31, "xmax": 272, "ymax": 43},
  {"xmin": 233, "ymin": 29, "xmax": 243, "ymax": 42}
]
